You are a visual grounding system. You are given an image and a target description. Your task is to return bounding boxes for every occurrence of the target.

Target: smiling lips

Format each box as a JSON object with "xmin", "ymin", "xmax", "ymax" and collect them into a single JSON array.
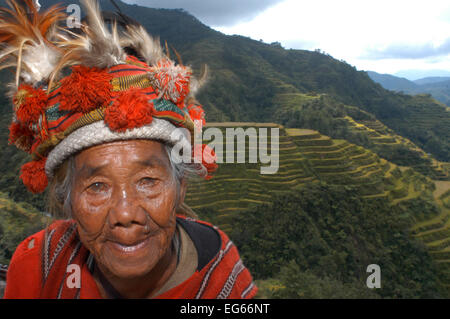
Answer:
[{"xmin": 109, "ymin": 236, "xmax": 151, "ymax": 254}]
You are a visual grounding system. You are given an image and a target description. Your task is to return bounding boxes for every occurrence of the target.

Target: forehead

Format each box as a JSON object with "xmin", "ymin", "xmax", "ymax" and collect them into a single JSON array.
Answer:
[{"xmin": 74, "ymin": 139, "xmax": 170, "ymax": 171}]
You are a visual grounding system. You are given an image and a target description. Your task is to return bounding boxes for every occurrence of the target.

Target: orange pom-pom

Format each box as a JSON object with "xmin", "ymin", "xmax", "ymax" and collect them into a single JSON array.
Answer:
[
  {"xmin": 15, "ymin": 85, "xmax": 47, "ymax": 125},
  {"xmin": 194, "ymin": 144, "xmax": 218, "ymax": 180},
  {"xmin": 59, "ymin": 65, "xmax": 113, "ymax": 113},
  {"xmin": 151, "ymin": 60, "xmax": 191, "ymax": 105},
  {"xmin": 187, "ymin": 103, "xmax": 206, "ymax": 125},
  {"xmin": 104, "ymin": 88, "xmax": 155, "ymax": 132},
  {"xmin": 9, "ymin": 122, "xmax": 32, "ymax": 144},
  {"xmin": 20, "ymin": 158, "xmax": 48, "ymax": 193}
]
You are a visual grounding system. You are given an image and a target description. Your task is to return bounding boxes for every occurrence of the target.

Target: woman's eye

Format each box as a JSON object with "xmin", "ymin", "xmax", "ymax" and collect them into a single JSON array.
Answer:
[
  {"xmin": 87, "ymin": 182, "xmax": 108, "ymax": 193},
  {"xmin": 138, "ymin": 177, "xmax": 156, "ymax": 188}
]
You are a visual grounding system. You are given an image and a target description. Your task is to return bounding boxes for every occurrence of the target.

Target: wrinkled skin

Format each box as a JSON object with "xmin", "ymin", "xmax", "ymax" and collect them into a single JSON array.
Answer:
[{"xmin": 70, "ymin": 140, "xmax": 186, "ymax": 298}]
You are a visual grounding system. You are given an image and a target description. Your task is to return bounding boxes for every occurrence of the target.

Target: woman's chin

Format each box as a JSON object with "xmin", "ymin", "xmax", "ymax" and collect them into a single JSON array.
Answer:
[{"xmin": 99, "ymin": 237, "xmax": 162, "ymax": 279}]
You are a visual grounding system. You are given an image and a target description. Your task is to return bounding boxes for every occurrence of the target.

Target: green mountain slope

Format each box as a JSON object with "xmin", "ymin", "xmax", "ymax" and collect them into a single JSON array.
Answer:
[
  {"xmin": 228, "ymin": 185, "xmax": 445, "ymax": 298},
  {"xmin": 0, "ymin": 192, "xmax": 49, "ymax": 265},
  {"xmin": 187, "ymin": 124, "xmax": 438, "ymax": 225},
  {"xmin": 368, "ymin": 71, "xmax": 450, "ymax": 107},
  {"xmin": 185, "ymin": 123, "xmax": 448, "ymax": 297},
  {"xmin": 415, "ymin": 77, "xmax": 450, "ymax": 85},
  {"xmin": 273, "ymin": 93, "xmax": 449, "ymax": 180},
  {"xmin": 418, "ymin": 80, "xmax": 450, "ymax": 107},
  {"xmin": 366, "ymin": 71, "xmax": 418, "ymax": 91}
]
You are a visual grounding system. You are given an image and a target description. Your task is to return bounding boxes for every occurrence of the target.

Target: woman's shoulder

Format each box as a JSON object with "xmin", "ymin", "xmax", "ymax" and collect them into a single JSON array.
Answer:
[
  {"xmin": 4, "ymin": 219, "xmax": 76, "ymax": 298},
  {"xmin": 175, "ymin": 215, "xmax": 257, "ymax": 299},
  {"xmin": 9, "ymin": 220, "xmax": 76, "ymax": 262},
  {"xmin": 4, "ymin": 227, "xmax": 47, "ymax": 298},
  {"xmin": 176, "ymin": 216, "xmax": 223, "ymax": 270}
]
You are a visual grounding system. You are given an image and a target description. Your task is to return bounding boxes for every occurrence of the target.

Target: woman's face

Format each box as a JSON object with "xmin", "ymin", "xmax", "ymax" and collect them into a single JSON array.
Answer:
[{"xmin": 70, "ymin": 140, "xmax": 185, "ymax": 279}]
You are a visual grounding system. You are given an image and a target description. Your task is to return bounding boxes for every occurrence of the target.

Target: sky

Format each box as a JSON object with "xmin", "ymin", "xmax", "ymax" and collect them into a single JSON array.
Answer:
[{"xmin": 122, "ymin": 0, "xmax": 450, "ymax": 80}]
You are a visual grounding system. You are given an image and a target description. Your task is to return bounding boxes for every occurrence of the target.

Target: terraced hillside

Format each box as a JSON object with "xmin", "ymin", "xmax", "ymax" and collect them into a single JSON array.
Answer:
[
  {"xmin": 0, "ymin": 192, "xmax": 51, "ymax": 298},
  {"xmin": 186, "ymin": 122, "xmax": 450, "ymax": 291},
  {"xmin": 339, "ymin": 115, "xmax": 449, "ymax": 180},
  {"xmin": 185, "ymin": 123, "xmax": 437, "ymax": 231},
  {"xmin": 0, "ymin": 192, "xmax": 49, "ymax": 265},
  {"xmin": 184, "ymin": 123, "xmax": 317, "ymax": 232},
  {"xmin": 411, "ymin": 183, "xmax": 450, "ymax": 290},
  {"xmin": 274, "ymin": 92, "xmax": 448, "ymax": 180},
  {"xmin": 286, "ymin": 127, "xmax": 435, "ymax": 201}
]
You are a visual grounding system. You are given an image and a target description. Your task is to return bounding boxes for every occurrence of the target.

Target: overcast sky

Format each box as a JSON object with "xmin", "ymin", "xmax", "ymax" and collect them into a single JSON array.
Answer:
[{"xmin": 122, "ymin": 0, "xmax": 450, "ymax": 80}]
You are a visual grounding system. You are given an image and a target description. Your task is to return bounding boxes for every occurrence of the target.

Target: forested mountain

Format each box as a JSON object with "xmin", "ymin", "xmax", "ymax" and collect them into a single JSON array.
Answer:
[
  {"xmin": 417, "ymin": 79, "xmax": 450, "ymax": 107},
  {"xmin": 0, "ymin": 0, "xmax": 449, "ymax": 299},
  {"xmin": 368, "ymin": 71, "xmax": 450, "ymax": 107},
  {"xmin": 366, "ymin": 71, "xmax": 419, "ymax": 92},
  {"xmin": 415, "ymin": 77, "xmax": 450, "ymax": 86}
]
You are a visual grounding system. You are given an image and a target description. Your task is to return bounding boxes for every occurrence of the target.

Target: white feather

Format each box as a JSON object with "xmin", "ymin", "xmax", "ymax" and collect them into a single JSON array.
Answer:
[
  {"xmin": 78, "ymin": 0, "xmax": 126, "ymax": 68},
  {"xmin": 21, "ymin": 42, "xmax": 60, "ymax": 84},
  {"xmin": 122, "ymin": 24, "xmax": 165, "ymax": 66}
]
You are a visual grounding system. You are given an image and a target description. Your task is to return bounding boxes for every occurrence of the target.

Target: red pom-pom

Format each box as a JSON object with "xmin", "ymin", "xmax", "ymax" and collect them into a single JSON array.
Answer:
[
  {"xmin": 20, "ymin": 158, "xmax": 48, "ymax": 193},
  {"xmin": 8, "ymin": 122, "xmax": 34, "ymax": 152},
  {"xmin": 14, "ymin": 85, "xmax": 47, "ymax": 125},
  {"xmin": 59, "ymin": 65, "xmax": 113, "ymax": 113},
  {"xmin": 187, "ymin": 103, "xmax": 206, "ymax": 125},
  {"xmin": 9, "ymin": 122, "xmax": 32, "ymax": 144},
  {"xmin": 104, "ymin": 88, "xmax": 155, "ymax": 132},
  {"xmin": 194, "ymin": 144, "xmax": 218, "ymax": 180}
]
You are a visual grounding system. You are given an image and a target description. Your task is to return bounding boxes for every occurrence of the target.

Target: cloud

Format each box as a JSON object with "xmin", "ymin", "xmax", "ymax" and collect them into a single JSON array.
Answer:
[
  {"xmin": 282, "ymin": 39, "xmax": 319, "ymax": 51},
  {"xmin": 121, "ymin": 0, "xmax": 285, "ymax": 27},
  {"xmin": 362, "ymin": 38, "xmax": 450, "ymax": 60}
]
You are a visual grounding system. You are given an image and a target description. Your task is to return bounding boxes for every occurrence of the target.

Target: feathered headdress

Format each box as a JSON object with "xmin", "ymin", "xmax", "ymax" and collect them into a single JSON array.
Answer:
[{"xmin": 0, "ymin": 0, "xmax": 216, "ymax": 194}]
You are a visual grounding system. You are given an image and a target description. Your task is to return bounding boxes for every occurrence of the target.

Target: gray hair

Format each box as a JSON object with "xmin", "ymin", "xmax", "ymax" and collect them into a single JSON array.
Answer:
[{"xmin": 46, "ymin": 142, "xmax": 205, "ymax": 219}]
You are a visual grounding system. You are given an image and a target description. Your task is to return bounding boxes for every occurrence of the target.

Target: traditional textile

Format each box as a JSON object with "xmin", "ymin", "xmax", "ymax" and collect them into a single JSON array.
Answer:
[{"xmin": 3, "ymin": 216, "xmax": 257, "ymax": 299}]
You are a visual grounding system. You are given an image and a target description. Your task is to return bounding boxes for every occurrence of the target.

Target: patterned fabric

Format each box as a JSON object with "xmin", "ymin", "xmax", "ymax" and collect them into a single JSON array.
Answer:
[{"xmin": 3, "ymin": 217, "xmax": 257, "ymax": 299}]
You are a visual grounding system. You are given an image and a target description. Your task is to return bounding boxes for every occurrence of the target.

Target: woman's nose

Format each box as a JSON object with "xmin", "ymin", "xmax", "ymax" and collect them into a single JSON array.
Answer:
[{"xmin": 108, "ymin": 188, "xmax": 146, "ymax": 228}]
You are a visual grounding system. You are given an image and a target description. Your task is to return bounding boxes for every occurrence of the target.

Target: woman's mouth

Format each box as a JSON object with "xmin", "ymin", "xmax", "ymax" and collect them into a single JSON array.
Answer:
[{"xmin": 109, "ymin": 236, "xmax": 151, "ymax": 254}]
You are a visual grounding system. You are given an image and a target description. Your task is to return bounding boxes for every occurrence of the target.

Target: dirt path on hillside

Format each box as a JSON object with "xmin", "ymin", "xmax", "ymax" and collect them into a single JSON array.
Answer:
[{"xmin": 434, "ymin": 181, "xmax": 450, "ymax": 199}]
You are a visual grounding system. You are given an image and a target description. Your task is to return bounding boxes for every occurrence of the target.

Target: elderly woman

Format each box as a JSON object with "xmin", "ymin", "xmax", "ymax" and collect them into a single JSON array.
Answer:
[{"xmin": 2, "ymin": 0, "xmax": 256, "ymax": 299}]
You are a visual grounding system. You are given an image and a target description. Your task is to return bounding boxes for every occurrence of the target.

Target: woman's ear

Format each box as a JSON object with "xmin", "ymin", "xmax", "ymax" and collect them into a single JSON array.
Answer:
[
  {"xmin": 178, "ymin": 177, "xmax": 187, "ymax": 205},
  {"xmin": 176, "ymin": 178, "xmax": 198, "ymax": 218}
]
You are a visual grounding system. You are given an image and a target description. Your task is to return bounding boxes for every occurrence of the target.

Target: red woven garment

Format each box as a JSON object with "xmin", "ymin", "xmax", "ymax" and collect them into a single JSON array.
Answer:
[{"xmin": 3, "ymin": 217, "xmax": 257, "ymax": 299}]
